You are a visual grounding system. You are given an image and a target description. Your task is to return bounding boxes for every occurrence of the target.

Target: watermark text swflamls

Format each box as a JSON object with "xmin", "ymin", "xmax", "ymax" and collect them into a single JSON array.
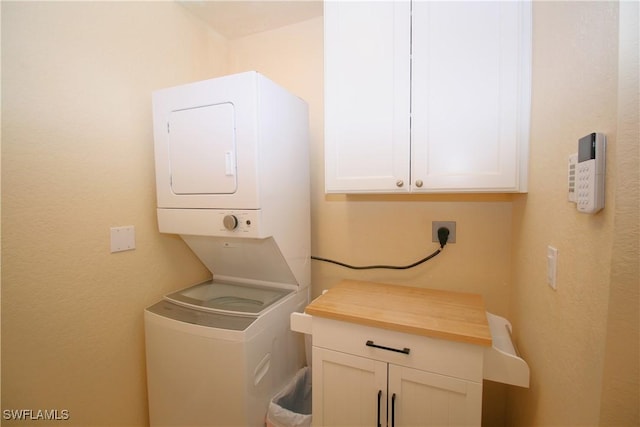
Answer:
[{"xmin": 3, "ymin": 409, "xmax": 70, "ymax": 421}]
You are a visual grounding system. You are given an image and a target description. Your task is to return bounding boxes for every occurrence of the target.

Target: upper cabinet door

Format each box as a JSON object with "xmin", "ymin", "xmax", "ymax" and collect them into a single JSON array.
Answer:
[
  {"xmin": 324, "ymin": 1, "xmax": 412, "ymax": 193},
  {"xmin": 410, "ymin": 1, "xmax": 532, "ymax": 192}
]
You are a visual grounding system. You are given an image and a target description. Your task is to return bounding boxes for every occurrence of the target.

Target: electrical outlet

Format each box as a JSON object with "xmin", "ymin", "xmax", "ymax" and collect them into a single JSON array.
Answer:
[{"xmin": 432, "ymin": 221, "xmax": 456, "ymax": 244}]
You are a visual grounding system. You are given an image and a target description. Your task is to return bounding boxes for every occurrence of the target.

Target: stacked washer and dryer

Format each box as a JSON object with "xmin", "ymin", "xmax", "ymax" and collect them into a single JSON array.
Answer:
[{"xmin": 144, "ymin": 71, "xmax": 310, "ymax": 426}]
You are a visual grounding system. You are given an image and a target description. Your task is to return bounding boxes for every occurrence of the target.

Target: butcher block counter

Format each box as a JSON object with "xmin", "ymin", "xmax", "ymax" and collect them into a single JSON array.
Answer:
[{"xmin": 305, "ymin": 279, "xmax": 492, "ymax": 347}]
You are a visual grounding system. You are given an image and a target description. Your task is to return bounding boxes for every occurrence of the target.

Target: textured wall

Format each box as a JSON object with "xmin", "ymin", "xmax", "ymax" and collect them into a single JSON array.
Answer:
[
  {"xmin": 509, "ymin": 2, "xmax": 623, "ymax": 425},
  {"xmin": 599, "ymin": 1, "xmax": 640, "ymax": 424},
  {"xmin": 1, "ymin": 2, "xmax": 226, "ymax": 424}
]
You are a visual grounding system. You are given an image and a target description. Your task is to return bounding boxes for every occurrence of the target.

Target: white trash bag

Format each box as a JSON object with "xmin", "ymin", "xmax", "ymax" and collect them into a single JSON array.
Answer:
[{"xmin": 266, "ymin": 367, "xmax": 312, "ymax": 427}]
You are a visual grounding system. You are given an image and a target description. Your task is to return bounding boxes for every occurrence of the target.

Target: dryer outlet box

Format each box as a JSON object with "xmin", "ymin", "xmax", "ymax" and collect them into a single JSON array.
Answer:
[{"xmin": 432, "ymin": 221, "xmax": 456, "ymax": 244}]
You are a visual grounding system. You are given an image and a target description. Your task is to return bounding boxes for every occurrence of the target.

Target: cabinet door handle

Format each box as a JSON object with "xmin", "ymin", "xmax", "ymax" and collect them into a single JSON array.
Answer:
[
  {"xmin": 366, "ymin": 340, "xmax": 411, "ymax": 355},
  {"xmin": 391, "ymin": 393, "xmax": 397, "ymax": 427},
  {"xmin": 377, "ymin": 390, "xmax": 382, "ymax": 427}
]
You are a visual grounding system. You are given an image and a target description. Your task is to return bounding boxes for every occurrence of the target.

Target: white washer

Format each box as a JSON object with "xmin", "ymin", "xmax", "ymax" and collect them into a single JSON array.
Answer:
[
  {"xmin": 145, "ymin": 280, "xmax": 306, "ymax": 427},
  {"xmin": 145, "ymin": 72, "xmax": 310, "ymax": 426}
]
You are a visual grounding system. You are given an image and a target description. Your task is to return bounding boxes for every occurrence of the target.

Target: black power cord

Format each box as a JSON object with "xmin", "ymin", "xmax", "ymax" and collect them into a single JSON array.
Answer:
[{"xmin": 311, "ymin": 227, "xmax": 451, "ymax": 270}]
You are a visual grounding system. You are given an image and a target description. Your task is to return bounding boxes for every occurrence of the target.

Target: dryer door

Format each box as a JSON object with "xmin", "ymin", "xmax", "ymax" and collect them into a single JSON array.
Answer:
[
  {"xmin": 168, "ymin": 103, "xmax": 237, "ymax": 195},
  {"xmin": 153, "ymin": 71, "xmax": 261, "ymax": 210}
]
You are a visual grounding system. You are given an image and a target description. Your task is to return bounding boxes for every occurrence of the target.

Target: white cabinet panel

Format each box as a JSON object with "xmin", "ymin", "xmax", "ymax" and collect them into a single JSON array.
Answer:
[
  {"xmin": 411, "ymin": 1, "xmax": 530, "ymax": 192},
  {"xmin": 389, "ymin": 364, "xmax": 482, "ymax": 427},
  {"xmin": 312, "ymin": 347, "xmax": 387, "ymax": 427},
  {"xmin": 324, "ymin": 0, "xmax": 411, "ymax": 192},
  {"xmin": 312, "ymin": 323, "xmax": 484, "ymax": 426},
  {"xmin": 312, "ymin": 316, "xmax": 484, "ymax": 382}
]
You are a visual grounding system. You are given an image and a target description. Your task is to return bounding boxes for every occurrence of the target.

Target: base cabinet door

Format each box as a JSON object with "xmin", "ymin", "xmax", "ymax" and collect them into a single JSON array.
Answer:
[
  {"xmin": 388, "ymin": 364, "xmax": 482, "ymax": 427},
  {"xmin": 313, "ymin": 347, "xmax": 481, "ymax": 427},
  {"xmin": 312, "ymin": 347, "xmax": 387, "ymax": 427}
]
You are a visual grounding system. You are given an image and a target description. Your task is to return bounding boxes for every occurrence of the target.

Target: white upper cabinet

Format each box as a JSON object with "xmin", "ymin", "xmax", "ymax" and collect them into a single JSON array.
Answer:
[
  {"xmin": 324, "ymin": 1, "xmax": 411, "ymax": 193},
  {"xmin": 324, "ymin": 0, "xmax": 532, "ymax": 193}
]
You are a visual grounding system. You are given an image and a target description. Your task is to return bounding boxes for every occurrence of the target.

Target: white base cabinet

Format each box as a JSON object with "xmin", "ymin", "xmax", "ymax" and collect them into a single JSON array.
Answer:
[{"xmin": 311, "ymin": 318, "xmax": 484, "ymax": 427}]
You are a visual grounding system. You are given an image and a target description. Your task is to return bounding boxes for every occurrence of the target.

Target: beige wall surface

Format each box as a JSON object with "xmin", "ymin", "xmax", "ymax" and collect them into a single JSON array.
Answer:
[
  {"xmin": 599, "ymin": 0, "xmax": 639, "ymax": 424},
  {"xmin": 510, "ymin": 2, "xmax": 638, "ymax": 426},
  {"xmin": 1, "ymin": 2, "xmax": 226, "ymax": 425}
]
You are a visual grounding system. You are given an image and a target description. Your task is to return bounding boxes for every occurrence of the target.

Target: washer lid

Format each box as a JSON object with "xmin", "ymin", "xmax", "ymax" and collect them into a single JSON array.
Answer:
[
  {"xmin": 165, "ymin": 280, "xmax": 292, "ymax": 316},
  {"xmin": 180, "ymin": 235, "xmax": 300, "ymax": 287},
  {"xmin": 147, "ymin": 300, "xmax": 256, "ymax": 331}
]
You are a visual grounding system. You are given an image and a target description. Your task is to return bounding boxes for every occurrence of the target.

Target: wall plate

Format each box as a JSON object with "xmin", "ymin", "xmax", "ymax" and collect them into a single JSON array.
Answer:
[
  {"xmin": 110, "ymin": 226, "xmax": 136, "ymax": 253},
  {"xmin": 432, "ymin": 221, "xmax": 456, "ymax": 244}
]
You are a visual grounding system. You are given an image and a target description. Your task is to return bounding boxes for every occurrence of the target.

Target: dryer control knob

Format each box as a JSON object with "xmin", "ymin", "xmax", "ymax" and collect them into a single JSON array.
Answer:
[{"xmin": 223, "ymin": 215, "xmax": 239, "ymax": 231}]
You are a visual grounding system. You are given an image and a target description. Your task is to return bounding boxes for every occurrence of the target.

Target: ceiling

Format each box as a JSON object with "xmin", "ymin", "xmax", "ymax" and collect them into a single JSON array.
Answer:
[{"xmin": 178, "ymin": 0, "xmax": 323, "ymax": 40}]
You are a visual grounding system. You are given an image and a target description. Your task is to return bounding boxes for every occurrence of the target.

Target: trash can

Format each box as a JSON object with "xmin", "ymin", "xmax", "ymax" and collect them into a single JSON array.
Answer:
[{"xmin": 266, "ymin": 367, "xmax": 312, "ymax": 427}]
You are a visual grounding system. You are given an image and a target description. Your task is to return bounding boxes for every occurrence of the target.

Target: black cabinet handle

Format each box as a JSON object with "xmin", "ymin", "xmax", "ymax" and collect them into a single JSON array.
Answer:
[
  {"xmin": 391, "ymin": 393, "xmax": 397, "ymax": 427},
  {"xmin": 366, "ymin": 340, "xmax": 411, "ymax": 355},
  {"xmin": 377, "ymin": 390, "xmax": 382, "ymax": 427}
]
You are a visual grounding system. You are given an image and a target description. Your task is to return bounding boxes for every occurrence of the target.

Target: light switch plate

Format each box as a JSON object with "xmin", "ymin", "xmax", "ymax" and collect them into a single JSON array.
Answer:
[
  {"xmin": 547, "ymin": 246, "xmax": 558, "ymax": 290},
  {"xmin": 110, "ymin": 226, "xmax": 136, "ymax": 253}
]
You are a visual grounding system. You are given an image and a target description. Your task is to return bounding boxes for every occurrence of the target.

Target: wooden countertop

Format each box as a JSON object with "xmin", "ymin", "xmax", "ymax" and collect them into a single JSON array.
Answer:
[{"xmin": 305, "ymin": 280, "xmax": 492, "ymax": 347}]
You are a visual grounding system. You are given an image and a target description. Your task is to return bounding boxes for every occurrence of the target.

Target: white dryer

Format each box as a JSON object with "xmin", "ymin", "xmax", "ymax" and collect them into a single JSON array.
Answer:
[{"xmin": 145, "ymin": 71, "xmax": 310, "ymax": 427}]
